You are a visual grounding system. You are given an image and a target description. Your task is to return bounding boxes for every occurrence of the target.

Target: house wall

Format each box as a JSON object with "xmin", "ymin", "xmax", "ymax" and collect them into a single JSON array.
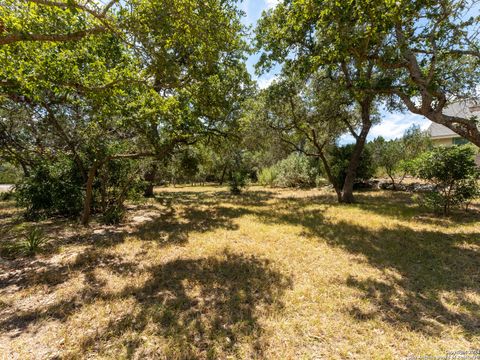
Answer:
[{"xmin": 432, "ymin": 138, "xmax": 454, "ymax": 146}]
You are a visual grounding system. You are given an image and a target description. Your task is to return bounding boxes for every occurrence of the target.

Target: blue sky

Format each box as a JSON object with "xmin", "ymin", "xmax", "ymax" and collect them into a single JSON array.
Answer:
[{"xmin": 240, "ymin": 0, "xmax": 431, "ymax": 142}]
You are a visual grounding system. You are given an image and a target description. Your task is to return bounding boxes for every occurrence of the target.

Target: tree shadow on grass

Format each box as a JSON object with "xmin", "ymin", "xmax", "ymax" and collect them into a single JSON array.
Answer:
[
  {"xmin": 0, "ymin": 190, "xmax": 269, "ymax": 257},
  {"xmin": 3, "ymin": 188, "xmax": 479, "ymax": 349},
  {"xmin": 66, "ymin": 189, "xmax": 273, "ymax": 248},
  {"xmin": 254, "ymin": 200, "xmax": 480, "ymax": 337},
  {"xmin": 0, "ymin": 189, "xmax": 271, "ymax": 302},
  {"xmin": 334, "ymin": 223, "xmax": 480, "ymax": 336},
  {"xmin": 1, "ymin": 251, "xmax": 292, "ymax": 359},
  {"xmin": 80, "ymin": 251, "xmax": 291, "ymax": 358},
  {"xmin": 353, "ymin": 191, "xmax": 480, "ymax": 225},
  {"xmin": 156, "ymin": 189, "xmax": 276, "ymax": 208},
  {"xmin": 0, "ymin": 249, "xmax": 141, "ymax": 325},
  {"xmin": 130, "ymin": 206, "xmax": 250, "ymax": 244}
]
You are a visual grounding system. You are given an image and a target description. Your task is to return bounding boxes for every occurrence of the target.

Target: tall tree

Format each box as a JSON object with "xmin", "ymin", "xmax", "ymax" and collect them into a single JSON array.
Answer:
[
  {"xmin": 252, "ymin": 75, "xmax": 360, "ymax": 202},
  {"xmin": 256, "ymin": 0, "xmax": 388, "ymax": 202},
  {"xmin": 0, "ymin": 0, "xmax": 252, "ymax": 225},
  {"xmin": 255, "ymin": 0, "xmax": 480, "ymax": 146},
  {"xmin": 373, "ymin": 0, "xmax": 480, "ymax": 145}
]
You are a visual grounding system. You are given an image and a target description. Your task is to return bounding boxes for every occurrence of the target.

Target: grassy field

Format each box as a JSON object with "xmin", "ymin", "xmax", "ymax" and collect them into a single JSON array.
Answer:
[{"xmin": 0, "ymin": 186, "xmax": 479, "ymax": 359}]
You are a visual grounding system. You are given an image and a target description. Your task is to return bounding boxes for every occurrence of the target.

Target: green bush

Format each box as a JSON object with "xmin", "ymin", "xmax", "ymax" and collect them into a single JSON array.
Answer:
[
  {"xmin": 0, "ymin": 191, "xmax": 15, "ymax": 201},
  {"xmin": 22, "ymin": 227, "xmax": 46, "ymax": 255},
  {"xmin": 101, "ymin": 205, "xmax": 126, "ymax": 225},
  {"xmin": 1, "ymin": 227, "xmax": 47, "ymax": 258},
  {"xmin": 258, "ymin": 154, "xmax": 318, "ymax": 188},
  {"xmin": 274, "ymin": 154, "xmax": 317, "ymax": 188},
  {"xmin": 258, "ymin": 167, "xmax": 278, "ymax": 187},
  {"xmin": 259, "ymin": 154, "xmax": 318, "ymax": 188},
  {"xmin": 227, "ymin": 151, "xmax": 250, "ymax": 195},
  {"xmin": 456, "ymin": 177, "xmax": 480, "ymax": 211},
  {"xmin": 315, "ymin": 176, "xmax": 330, "ymax": 188},
  {"xmin": 329, "ymin": 144, "xmax": 375, "ymax": 188},
  {"xmin": 93, "ymin": 158, "xmax": 146, "ymax": 222},
  {"xmin": 229, "ymin": 171, "xmax": 248, "ymax": 194},
  {"xmin": 0, "ymin": 163, "xmax": 21, "ymax": 184},
  {"xmin": 410, "ymin": 145, "xmax": 480, "ymax": 215},
  {"xmin": 16, "ymin": 159, "xmax": 84, "ymax": 220}
]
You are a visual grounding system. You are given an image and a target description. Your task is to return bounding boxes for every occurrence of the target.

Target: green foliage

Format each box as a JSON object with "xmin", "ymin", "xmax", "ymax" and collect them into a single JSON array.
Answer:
[
  {"xmin": 315, "ymin": 176, "xmax": 330, "ymax": 188},
  {"xmin": 402, "ymin": 125, "xmax": 432, "ymax": 154},
  {"xmin": 228, "ymin": 151, "xmax": 249, "ymax": 195},
  {"xmin": 370, "ymin": 137, "xmax": 404, "ymax": 180},
  {"xmin": 330, "ymin": 145, "xmax": 375, "ymax": 189},
  {"xmin": 255, "ymin": 0, "xmax": 480, "ymax": 146},
  {"xmin": 369, "ymin": 125, "xmax": 431, "ymax": 187},
  {"xmin": 94, "ymin": 158, "xmax": 146, "ymax": 224},
  {"xmin": 258, "ymin": 167, "xmax": 279, "ymax": 187},
  {"xmin": 101, "ymin": 205, "xmax": 126, "ymax": 225},
  {"xmin": 410, "ymin": 146, "xmax": 480, "ymax": 215},
  {"xmin": 16, "ymin": 159, "xmax": 84, "ymax": 220},
  {"xmin": 229, "ymin": 171, "xmax": 248, "ymax": 195},
  {"xmin": 259, "ymin": 154, "xmax": 318, "ymax": 188},
  {"xmin": 274, "ymin": 154, "xmax": 317, "ymax": 188},
  {"xmin": 0, "ymin": 191, "xmax": 15, "ymax": 201},
  {"xmin": 0, "ymin": 162, "xmax": 21, "ymax": 184},
  {"xmin": 2, "ymin": 226, "xmax": 47, "ymax": 258},
  {"xmin": 21, "ymin": 227, "xmax": 46, "ymax": 255},
  {"xmin": 0, "ymin": 0, "xmax": 252, "ymax": 225},
  {"xmin": 456, "ymin": 177, "xmax": 480, "ymax": 210},
  {"xmin": 163, "ymin": 149, "xmax": 203, "ymax": 185}
]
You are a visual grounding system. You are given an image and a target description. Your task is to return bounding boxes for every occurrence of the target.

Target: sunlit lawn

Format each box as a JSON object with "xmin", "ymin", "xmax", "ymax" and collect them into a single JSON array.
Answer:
[{"xmin": 0, "ymin": 186, "xmax": 479, "ymax": 359}]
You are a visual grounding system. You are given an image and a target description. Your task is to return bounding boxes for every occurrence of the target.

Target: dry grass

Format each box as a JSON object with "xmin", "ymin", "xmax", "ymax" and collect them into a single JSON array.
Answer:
[{"xmin": 0, "ymin": 186, "xmax": 479, "ymax": 359}]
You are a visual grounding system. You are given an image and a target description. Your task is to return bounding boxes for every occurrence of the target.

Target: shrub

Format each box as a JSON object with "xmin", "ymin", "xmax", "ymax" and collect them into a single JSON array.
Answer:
[
  {"xmin": 0, "ymin": 191, "xmax": 15, "ymax": 201},
  {"xmin": 0, "ymin": 162, "xmax": 21, "ymax": 184},
  {"xmin": 228, "ymin": 152, "xmax": 250, "ymax": 195},
  {"xmin": 259, "ymin": 154, "xmax": 317, "ymax": 188},
  {"xmin": 315, "ymin": 176, "xmax": 330, "ymax": 188},
  {"xmin": 16, "ymin": 159, "xmax": 84, "ymax": 220},
  {"xmin": 329, "ymin": 144, "xmax": 375, "ymax": 189},
  {"xmin": 258, "ymin": 167, "xmax": 278, "ymax": 187},
  {"xmin": 101, "ymin": 205, "xmax": 126, "ymax": 225},
  {"xmin": 229, "ymin": 171, "xmax": 248, "ymax": 194},
  {"xmin": 1, "ymin": 227, "xmax": 47, "ymax": 258},
  {"xmin": 410, "ymin": 145, "xmax": 480, "ymax": 215},
  {"xmin": 457, "ymin": 177, "xmax": 480, "ymax": 211},
  {"xmin": 21, "ymin": 227, "xmax": 46, "ymax": 255},
  {"xmin": 273, "ymin": 154, "xmax": 317, "ymax": 188},
  {"xmin": 94, "ymin": 158, "xmax": 146, "ymax": 223}
]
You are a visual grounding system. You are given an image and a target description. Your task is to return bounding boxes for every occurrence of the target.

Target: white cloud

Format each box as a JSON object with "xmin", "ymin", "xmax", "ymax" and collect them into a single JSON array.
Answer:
[
  {"xmin": 369, "ymin": 112, "xmax": 430, "ymax": 140},
  {"xmin": 257, "ymin": 76, "xmax": 277, "ymax": 89},
  {"xmin": 265, "ymin": 0, "xmax": 280, "ymax": 9},
  {"xmin": 339, "ymin": 112, "xmax": 430, "ymax": 145}
]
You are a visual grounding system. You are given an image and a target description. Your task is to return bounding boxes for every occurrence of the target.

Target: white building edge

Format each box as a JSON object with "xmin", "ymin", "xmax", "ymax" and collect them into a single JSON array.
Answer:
[{"xmin": 427, "ymin": 100, "xmax": 480, "ymax": 165}]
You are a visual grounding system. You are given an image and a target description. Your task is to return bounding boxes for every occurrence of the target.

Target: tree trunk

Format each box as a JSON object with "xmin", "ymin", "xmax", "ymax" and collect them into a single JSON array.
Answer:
[
  {"xmin": 318, "ymin": 152, "xmax": 342, "ymax": 202},
  {"xmin": 19, "ymin": 161, "xmax": 30, "ymax": 177},
  {"xmin": 219, "ymin": 164, "xmax": 228, "ymax": 185},
  {"xmin": 388, "ymin": 174, "xmax": 396, "ymax": 191},
  {"xmin": 341, "ymin": 100, "xmax": 373, "ymax": 203},
  {"xmin": 144, "ymin": 183, "xmax": 155, "ymax": 197},
  {"xmin": 143, "ymin": 164, "xmax": 157, "ymax": 197},
  {"xmin": 81, "ymin": 165, "xmax": 97, "ymax": 226},
  {"xmin": 341, "ymin": 175, "xmax": 356, "ymax": 203},
  {"xmin": 100, "ymin": 171, "xmax": 107, "ymax": 213}
]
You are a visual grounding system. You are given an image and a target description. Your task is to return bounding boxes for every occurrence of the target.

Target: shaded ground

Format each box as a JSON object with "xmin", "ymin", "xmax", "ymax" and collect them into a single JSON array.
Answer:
[{"xmin": 0, "ymin": 186, "xmax": 479, "ymax": 359}]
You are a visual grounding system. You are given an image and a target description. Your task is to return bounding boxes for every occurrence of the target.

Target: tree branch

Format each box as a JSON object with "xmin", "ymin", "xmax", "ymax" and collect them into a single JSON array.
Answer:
[{"xmin": 0, "ymin": 27, "xmax": 106, "ymax": 46}]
